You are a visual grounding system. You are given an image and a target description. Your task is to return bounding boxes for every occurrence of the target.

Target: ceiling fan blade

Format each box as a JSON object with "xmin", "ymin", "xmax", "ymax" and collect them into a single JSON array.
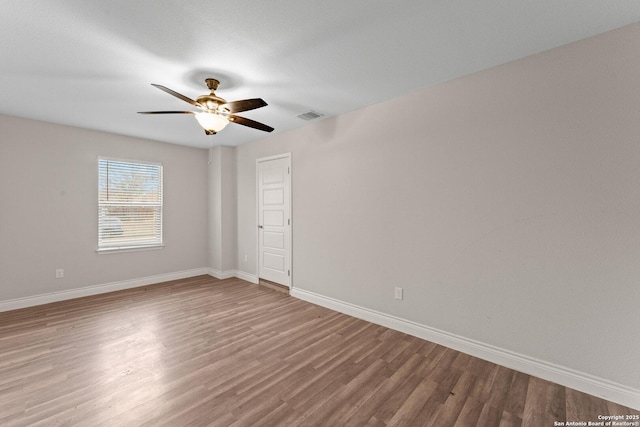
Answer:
[
  {"xmin": 229, "ymin": 115, "xmax": 274, "ymax": 132},
  {"xmin": 151, "ymin": 84, "xmax": 202, "ymax": 108},
  {"xmin": 221, "ymin": 98, "xmax": 267, "ymax": 113},
  {"xmin": 138, "ymin": 111, "xmax": 196, "ymax": 114}
]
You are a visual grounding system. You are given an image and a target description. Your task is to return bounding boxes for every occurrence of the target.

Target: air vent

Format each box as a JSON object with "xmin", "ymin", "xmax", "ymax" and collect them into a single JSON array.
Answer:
[{"xmin": 297, "ymin": 111, "xmax": 324, "ymax": 121}]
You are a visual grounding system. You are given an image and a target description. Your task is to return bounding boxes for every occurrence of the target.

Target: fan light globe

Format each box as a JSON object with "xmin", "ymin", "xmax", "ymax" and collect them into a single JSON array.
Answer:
[{"xmin": 195, "ymin": 112, "xmax": 229, "ymax": 133}]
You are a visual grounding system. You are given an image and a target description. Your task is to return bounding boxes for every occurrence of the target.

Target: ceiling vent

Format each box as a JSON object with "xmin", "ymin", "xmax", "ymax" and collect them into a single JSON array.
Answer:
[{"xmin": 297, "ymin": 110, "xmax": 324, "ymax": 121}]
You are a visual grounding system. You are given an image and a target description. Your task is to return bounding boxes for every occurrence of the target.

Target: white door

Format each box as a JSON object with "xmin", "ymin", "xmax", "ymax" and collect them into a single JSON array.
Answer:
[{"xmin": 258, "ymin": 155, "xmax": 291, "ymax": 287}]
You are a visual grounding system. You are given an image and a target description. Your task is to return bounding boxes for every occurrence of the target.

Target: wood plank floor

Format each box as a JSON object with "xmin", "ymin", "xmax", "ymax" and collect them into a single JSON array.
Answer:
[{"xmin": 0, "ymin": 275, "xmax": 637, "ymax": 426}]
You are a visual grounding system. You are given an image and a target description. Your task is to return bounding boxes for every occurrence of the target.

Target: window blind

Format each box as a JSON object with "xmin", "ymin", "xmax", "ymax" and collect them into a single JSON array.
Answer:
[{"xmin": 98, "ymin": 158, "xmax": 163, "ymax": 250}]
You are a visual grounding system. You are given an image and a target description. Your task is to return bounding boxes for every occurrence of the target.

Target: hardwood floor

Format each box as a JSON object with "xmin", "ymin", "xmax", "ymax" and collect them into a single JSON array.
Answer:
[{"xmin": 0, "ymin": 275, "xmax": 637, "ymax": 426}]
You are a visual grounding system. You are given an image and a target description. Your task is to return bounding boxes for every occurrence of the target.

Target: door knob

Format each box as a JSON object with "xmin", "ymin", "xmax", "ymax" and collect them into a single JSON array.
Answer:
[{"xmin": 257, "ymin": 225, "xmax": 263, "ymax": 229}]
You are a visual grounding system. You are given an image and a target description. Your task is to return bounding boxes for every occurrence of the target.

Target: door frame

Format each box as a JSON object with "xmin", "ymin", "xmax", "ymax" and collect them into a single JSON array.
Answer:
[{"xmin": 256, "ymin": 153, "xmax": 292, "ymax": 288}]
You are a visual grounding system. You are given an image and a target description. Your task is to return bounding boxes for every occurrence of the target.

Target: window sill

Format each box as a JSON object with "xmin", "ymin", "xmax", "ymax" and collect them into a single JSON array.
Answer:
[{"xmin": 96, "ymin": 244, "xmax": 165, "ymax": 254}]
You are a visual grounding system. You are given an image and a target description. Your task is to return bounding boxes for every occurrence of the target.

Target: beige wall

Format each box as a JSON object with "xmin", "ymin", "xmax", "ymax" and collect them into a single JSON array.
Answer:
[
  {"xmin": 207, "ymin": 145, "xmax": 237, "ymax": 273},
  {"xmin": 235, "ymin": 24, "xmax": 640, "ymax": 391},
  {"xmin": 0, "ymin": 115, "xmax": 209, "ymax": 301},
  {"xmin": 208, "ymin": 146, "xmax": 223, "ymax": 271}
]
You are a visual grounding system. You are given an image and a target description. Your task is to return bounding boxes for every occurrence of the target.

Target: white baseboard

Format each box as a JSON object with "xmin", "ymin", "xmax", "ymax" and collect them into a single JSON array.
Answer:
[
  {"xmin": 0, "ymin": 268, "xmax": 210, "ymax": 313},
  {"xmin": 208, "ymin": 268, "xmax": 258, "ymax": 284},
  {"xmin": 233, "ymin": 270, "xmax": 259, "ymax": 284},
  {"xmin": 291, "ymin": 287, "xmax": 640, "ymax": 411},
  {"xmin": 208, "ymin": 268, "xmax": 236, "ymax": 280},
  {"xmin": 0, "ymin": 268, "xmax": 258, "ymax": 314}
]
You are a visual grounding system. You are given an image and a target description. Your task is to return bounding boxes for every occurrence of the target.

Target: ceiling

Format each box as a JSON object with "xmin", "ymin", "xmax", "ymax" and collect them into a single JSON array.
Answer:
[{"xmin": 1, "ymin": 1, "xmax": 639, "ymax": 149}]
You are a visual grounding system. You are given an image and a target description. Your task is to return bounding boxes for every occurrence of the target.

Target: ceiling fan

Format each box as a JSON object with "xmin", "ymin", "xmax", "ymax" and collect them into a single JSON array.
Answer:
[{"xmin": 138, "ymin": 78, "xmax": 274, "ymax": 135}]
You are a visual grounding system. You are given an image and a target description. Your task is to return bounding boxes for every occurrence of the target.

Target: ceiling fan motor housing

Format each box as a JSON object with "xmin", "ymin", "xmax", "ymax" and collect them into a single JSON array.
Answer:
[
  {"xmin": 197, "ymin": 79, "xmax": 227, "ymax": 112},
  {"xmin": 196, "ymin": 93, "xmax": 227, "ymax": 111}
]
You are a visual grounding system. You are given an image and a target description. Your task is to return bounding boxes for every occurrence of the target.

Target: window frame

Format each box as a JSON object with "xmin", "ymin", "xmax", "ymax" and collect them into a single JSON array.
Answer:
[{"xmin": 97, "ymin": 156, "xmax": 164, "ymax": 253}]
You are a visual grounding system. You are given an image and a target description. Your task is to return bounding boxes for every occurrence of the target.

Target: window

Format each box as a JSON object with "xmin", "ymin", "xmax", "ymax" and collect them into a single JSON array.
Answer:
[{"xmin": 98, "ymin": 157, "xmax": 163, "ymax": 251}]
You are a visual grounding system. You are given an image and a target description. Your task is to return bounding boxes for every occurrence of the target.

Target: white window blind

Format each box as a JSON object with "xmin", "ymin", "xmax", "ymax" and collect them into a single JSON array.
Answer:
[{"xmin": 98, "ymin": 158, "xmax": 163, "ymax": 251}]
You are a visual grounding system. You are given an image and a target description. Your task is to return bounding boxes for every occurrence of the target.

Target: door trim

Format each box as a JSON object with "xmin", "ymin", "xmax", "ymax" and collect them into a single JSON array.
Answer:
[{"xmin": 256, "ymin": 153, "xmax": 292, "ymax": 289}]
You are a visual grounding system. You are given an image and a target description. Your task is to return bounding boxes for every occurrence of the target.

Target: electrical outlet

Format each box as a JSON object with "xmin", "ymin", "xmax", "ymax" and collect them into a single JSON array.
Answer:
[
  {"xmin": 394, "ymin": 287, "xmax": 403, "ymax": 300},
  {"xmin": 55, "ymin": 269, "xmax": 64, "ymax": 279},
  {"xmin": 244, "ymin": 253, "xmax": 248, "ymax": 263}
]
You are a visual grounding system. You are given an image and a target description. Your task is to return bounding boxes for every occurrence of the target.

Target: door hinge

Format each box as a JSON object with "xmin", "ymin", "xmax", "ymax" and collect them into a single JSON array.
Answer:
[
  {"xmin": 288, "ymin": 270, "xmax": 290, "ymax": 276},
  {"xmin": 288, "ymin": 167, "xmax": 290, "ymax": 174},
  {"xmin": 288, "ymin": 219, "xmax": 290, "ymax": 225}
]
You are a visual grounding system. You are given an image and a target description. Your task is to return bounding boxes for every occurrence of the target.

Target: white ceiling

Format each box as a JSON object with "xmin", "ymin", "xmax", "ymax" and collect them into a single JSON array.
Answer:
[{"xmin": 1, "ymin": 1, "xmax": 639, "ymax": 149}]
